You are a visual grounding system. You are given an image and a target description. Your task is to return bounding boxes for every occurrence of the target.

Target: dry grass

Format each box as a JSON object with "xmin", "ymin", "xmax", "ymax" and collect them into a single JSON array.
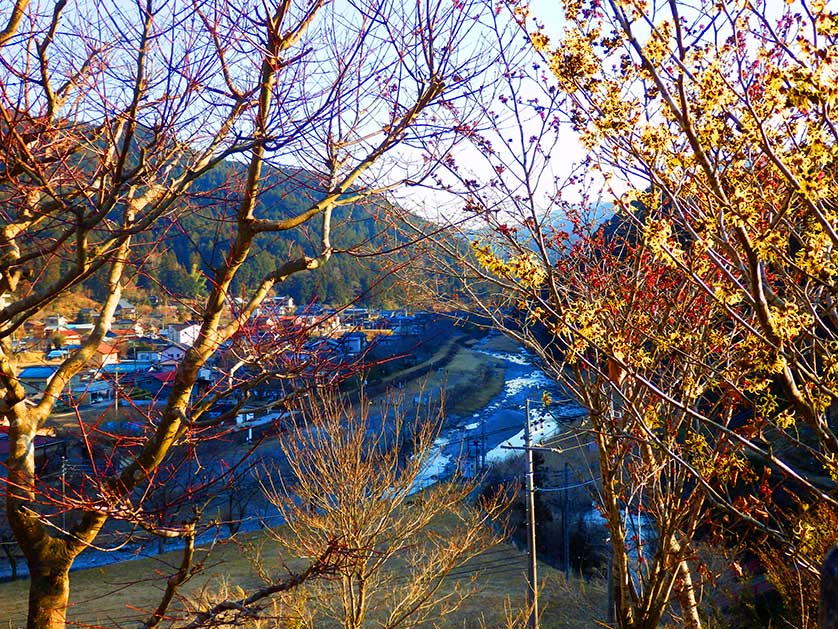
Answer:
[
  {"xmin": 441, "ymin": 348, "xmax": 506, "ymax": 417},
  {"xmin": 375, "ymin": 336, "xmax": 508, "ymax": 420},
  {"xmin": 40, "ymin": 292, "xmax": 101, "ymax": 319},
  {"xmin": 0, "ymin": 527, "xmax": 607, "ymax": 628}
]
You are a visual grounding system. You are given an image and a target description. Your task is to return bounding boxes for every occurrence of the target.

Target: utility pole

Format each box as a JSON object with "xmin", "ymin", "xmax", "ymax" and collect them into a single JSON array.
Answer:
[
  {"xmin": 474, "ymin": 439, "xmax": 480, "ymax": 475},
  {"xmin": 563, "ymin": 461, "xmax": 570, "ymax": 578},
  {"xmin": 524, "ymin": 399, "xmax": 539, "ymax": 629},
  {"xmin": 480, "ymin": 412, "xmax": 486, "ymax": 470}
]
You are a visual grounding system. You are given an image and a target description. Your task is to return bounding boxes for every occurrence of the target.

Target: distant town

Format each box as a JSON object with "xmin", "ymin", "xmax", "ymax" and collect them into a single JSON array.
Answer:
[{"xmin": 9, "ymin": 296, "xmax": 458, "ymax": 424}]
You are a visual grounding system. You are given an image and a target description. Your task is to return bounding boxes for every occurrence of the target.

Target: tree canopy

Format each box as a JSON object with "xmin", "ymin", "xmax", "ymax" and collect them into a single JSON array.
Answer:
[{"xmin": 420, "ymin": 0, "xmax": 838, "ymax": 625}]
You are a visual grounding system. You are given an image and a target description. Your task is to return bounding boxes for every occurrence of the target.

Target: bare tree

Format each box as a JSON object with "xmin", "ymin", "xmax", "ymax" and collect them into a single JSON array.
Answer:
[
  {"xmin": 0, "ymin": 0, "xmax": 498, "ymax": 625},
  {"xmin": 239, "ymin": 393, "xmax": 512, "ymax": 629}
]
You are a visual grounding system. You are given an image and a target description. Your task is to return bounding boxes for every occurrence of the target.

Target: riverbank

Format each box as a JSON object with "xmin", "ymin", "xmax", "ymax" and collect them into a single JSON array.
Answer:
[
  {"xmin": 0, "ymin": 332, "xmax": 614, "ymax": 626},
  {"xmin": 365, "ymin": 330, "xmax": 513, "ymax": 419}
]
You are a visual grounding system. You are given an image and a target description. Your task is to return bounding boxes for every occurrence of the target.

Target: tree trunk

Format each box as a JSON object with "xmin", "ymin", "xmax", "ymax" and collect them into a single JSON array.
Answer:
[
  {"xmin": 27, "ymin": 561, "xmax": 70, "ymax": 629},
  {"xmin": 676, "ymin": 559, "xmax": 702, "ymax": 629}
]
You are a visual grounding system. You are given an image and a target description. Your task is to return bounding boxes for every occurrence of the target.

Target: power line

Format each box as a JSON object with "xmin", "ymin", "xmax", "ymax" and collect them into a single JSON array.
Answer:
[{"xmin": 536, "ymin": 478, "xmax": 598, "ymax": 492}]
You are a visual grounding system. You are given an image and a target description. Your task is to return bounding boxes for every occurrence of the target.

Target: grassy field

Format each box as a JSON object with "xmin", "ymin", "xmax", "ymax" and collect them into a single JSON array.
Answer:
[
  {"xmin": 371, "ymin": 332, "xmax": 512, "ymax": 420},
  {"xmin": 0, "ymin": 526, "xmax": 607, "ymax": 628}
]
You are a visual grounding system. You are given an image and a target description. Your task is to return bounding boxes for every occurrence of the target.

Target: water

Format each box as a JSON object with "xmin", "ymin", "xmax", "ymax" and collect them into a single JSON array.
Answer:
[{"xmin": 419, "ymin": 336, "xmax": 586, "ymax": 476}]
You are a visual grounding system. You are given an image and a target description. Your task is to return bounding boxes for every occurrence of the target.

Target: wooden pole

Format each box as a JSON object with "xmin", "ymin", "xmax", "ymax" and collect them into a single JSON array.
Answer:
[{"xmin": 525, "ymin": 399, "xmax": 539, "ymax": 629}]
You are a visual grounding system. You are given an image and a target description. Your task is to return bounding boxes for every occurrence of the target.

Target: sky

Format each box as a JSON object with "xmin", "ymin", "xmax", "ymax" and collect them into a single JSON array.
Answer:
[{"xmin": 390, "ymin": 0, "xmax": 620, "ymax": 223}]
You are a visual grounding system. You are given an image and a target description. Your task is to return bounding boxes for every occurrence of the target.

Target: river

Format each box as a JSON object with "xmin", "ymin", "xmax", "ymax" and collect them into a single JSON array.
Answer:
[{"xmin": 416, "ymin": 334, "xmax": 587, "ymax": 487}]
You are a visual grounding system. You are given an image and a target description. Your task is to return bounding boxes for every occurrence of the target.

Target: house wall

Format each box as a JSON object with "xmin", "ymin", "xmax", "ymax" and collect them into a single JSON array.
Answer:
[{"xmin": 167, "ymin": 324, "xmax": 200, "ymax": 346}]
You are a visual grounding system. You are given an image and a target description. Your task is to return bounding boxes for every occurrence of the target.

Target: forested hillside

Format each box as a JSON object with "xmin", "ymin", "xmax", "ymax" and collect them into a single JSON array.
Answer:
[{"xmin": 80, "ymin": 161, "xmax": 420, "ymax": 308}]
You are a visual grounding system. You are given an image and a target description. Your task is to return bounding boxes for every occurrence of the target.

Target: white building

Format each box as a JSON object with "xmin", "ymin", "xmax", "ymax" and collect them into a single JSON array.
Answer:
[{"xmin": 166, "ymin": 322, "xmax": 201, "ymax": 346}]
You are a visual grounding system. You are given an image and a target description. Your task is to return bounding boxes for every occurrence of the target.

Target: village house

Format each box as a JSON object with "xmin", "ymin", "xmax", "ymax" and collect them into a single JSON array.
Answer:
[
  {"xmin": 339, "ymin": 331, "xmax": 368, "ymax": 355},
  {"xmin": 132, "ymin": 365, "xmax": 215, "ymax": 401},
  {"xmin": 160, "ymin": 342, "xmax": 189, "ymax": 365},
  {"xmin": 136, "ymin": 349, "xmax": 161, "ymax": 363},
  {"xmin": 135, "ymin": 369, "xmax": 178, "ymax": 399},
  {"xmin": 244, "ymin": 295, "xmax": 295, "ymax": 318},
  {"xmin": 44, "ymin": 327, "xmax": 82, "ymax": 351},
  {"xmin": 114, "ymin": 298, "xmax": 136, "ymax": 318},
  {"xmin": 17, "ymin": 365, "xmax": 58, "ymax": 398},
  {"xmin": 17, "ymin": 364, "xmax": 116, "ymax": 406},
  {"xmin": 165, "ymin": 322, "xmax": 201, "ymax": 346},
  {"xmin": 44, "ymin": 314, "xmax": 68, "ymax": 329},
  {"xmin": 75, "ymin": 307, "xmax": 97, "ymax": 323},
  {"xmin": 24, "ymin": 319, "xmax": 45, "ymax": 339},
  {"xmin": 106, "ymin": 326, "xmax": 146, "ymax": 355},
  {"xmin": 112, "ymin": 321, "xmax": 144, "ymax": 336},
  {"xmin": 63, "ymin": 370, "xmax": 115, "ymax": 406},
  {"xmin": 298, "ymin": 312, "xmax": 341, "ymax": 338},
  {"xmin": 340, "ymin": 308, "xmax": 370, "ymax": 326},
  {"xmin": 66, "ymin": 322, "xmax": 95, "ymax": 334},
  {"xmin": 91, "ymin": 341, "xmax": 120, "ymax": 368}
]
